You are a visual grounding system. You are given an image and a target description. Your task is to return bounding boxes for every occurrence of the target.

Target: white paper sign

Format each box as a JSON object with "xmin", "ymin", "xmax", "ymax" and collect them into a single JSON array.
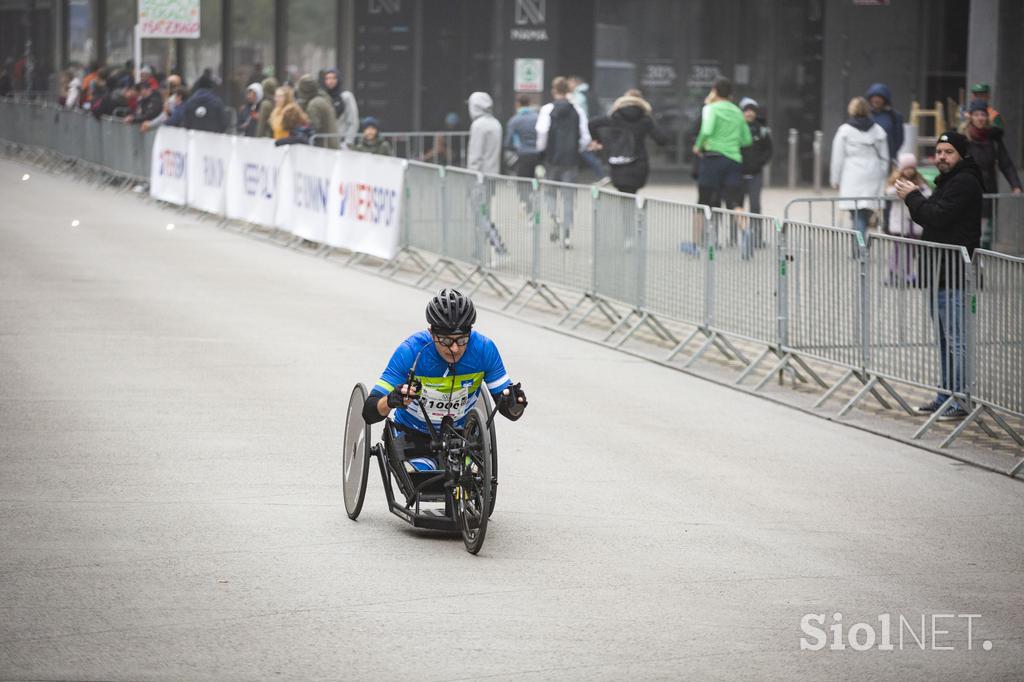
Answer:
[
  {"xmin": 226, "ymin": 137, "xmax": 285, "ymax": 225},
  {"xmin": 325, "ymin": 150, "xmax": 405, "ymax": 260},
  {"xmin": 139, "ymin": 0, "xmax": 201, "ymax": 39},
  {"xmin": 274, "ymin": 144, "xmax": 335, "ymax": 242},
  {"xmin": 149, "ymin": 125, "xmax": 189, "ymax": 205},
  {"xmin": 186, "ymin": 130, "xmax": 231, "ymax": 215}
]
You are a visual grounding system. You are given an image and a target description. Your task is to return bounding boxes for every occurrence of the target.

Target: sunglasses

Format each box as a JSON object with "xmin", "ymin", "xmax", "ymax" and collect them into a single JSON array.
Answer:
[{"xmin": 434, "ymin": 333, "xmax": 470, "ymax": 348}]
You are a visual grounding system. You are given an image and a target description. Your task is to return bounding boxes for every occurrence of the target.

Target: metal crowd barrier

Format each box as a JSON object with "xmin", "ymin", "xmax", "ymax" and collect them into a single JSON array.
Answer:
[
  {"xmin": 309, "ymin": 131, "xmax": 471, "ymax": 167},
  {"xmin": 0, "ymin": 97, "xmax": 153, "ymax": 181},
  {"xmin": 786, "ymin": 194, "xmax": 1024, "ymax": 257},
  {"xmin": 2, "ymin": 97, "xmax": 1021, "ymax": 456}
]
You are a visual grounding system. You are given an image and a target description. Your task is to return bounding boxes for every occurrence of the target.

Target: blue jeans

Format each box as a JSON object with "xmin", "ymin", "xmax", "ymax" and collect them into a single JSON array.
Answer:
[
  {"xmin": 545, "ymin": 165, "xmax": 578, "ymax": 237},
  {"xmin": 849, "ymin": 209, "xmax": 873, "ymax": 239},
  {"xmin": 934, "ymin": 288, "xmax": 965, "ymax": 401},
  {"xmin": 580, "ymin": 150, "xmax": 605, "ymax": 179}
]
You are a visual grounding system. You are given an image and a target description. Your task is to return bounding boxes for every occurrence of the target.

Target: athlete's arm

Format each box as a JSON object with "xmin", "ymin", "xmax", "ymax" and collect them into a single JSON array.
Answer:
[{"xmin": 362, "ymin": 384, "xmax": 419, "ymax": 424}]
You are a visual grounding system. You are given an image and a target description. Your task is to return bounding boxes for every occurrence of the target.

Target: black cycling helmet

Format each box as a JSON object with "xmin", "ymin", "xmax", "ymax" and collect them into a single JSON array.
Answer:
[{"xmin": 426, "ymin": 288, "xmax": 476, "ymax": 334}]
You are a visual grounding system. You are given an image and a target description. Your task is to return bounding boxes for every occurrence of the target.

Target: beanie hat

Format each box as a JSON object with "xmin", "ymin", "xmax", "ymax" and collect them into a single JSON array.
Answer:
[
  {"xmin": 937, "ymin": 130, "xmax": 968, "ymax": 158},
  {"xmin": 967, "ymin": 99, "xmax": 988, "ymax": 114},
  {"xmin": 970, "ymin": 82, "xmax": 990, "ymax": 94},
  {"xmin": 897, "ymin": 152, "xmax": 917, "ymax": 170},
  {"xmin": 360, "ymin": 116, "xmax": 381, "ymax": 131},
  {"xmin": 247, "ymin": 82, "xmax": 263, "ymax": 102},
  {"xmin": 738, "ymin": 97, "xmax": 759, "ymax": 111}
]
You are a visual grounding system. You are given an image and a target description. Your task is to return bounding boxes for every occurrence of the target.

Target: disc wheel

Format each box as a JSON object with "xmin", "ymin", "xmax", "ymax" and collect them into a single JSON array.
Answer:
[
  {"xmin": 457, "ymin": 410, "xmax": 492, "ymax": 554},
  {"xmin": 477, "ymin": 391, "xmax": 499, "ymax": 517},
  {"xmin": 342, "ymin": 383, "xmax": 371, "ymax": 520}
]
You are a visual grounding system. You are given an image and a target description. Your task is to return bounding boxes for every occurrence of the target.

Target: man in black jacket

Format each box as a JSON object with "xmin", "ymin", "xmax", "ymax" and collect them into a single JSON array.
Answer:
[{"xmin": 895, "ymin": 131, "xmax": 983, "ymax": 422}]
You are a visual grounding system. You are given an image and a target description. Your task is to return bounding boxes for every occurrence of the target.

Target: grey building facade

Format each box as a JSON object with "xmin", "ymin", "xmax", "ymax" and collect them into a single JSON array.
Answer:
[{"xmin": 1, "ymin": 0, "xmax": 1021, "ymax": 181}]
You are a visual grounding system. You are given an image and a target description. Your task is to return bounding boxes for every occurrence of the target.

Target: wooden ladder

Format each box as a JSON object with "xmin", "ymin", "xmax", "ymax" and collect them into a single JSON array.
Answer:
[{"xmin": 909, "ymin": 100, "xmax": 945, "ymax": 158}]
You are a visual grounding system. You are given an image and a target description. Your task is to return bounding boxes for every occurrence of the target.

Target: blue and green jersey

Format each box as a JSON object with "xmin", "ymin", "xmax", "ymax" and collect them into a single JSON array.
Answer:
[{"xmin": 371, "ymin": 329, "xmax": 511, "ymax": 433}]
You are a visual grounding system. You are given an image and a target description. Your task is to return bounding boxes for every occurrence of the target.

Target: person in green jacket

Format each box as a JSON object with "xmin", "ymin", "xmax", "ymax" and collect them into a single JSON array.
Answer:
[
  {"xmin": 352, "ymin": 116, "xmax": 393, "ymax": 156},
  {"xmin": 296, "ymin": 74, "xmax": 339, "ymax": 149},
  {"xmin": 693, "ymin": 77, "xmax": 751, "ymax": 209},
  {"xmin": 254, "ymin": 76, "xmax": 278, "ymax": 138}
]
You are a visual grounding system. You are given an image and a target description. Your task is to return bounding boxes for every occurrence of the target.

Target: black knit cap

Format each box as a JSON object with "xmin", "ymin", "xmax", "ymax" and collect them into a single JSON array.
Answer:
[{"xmin": 936, "ymin": 130, "xmax": 968, "ymax": 158}]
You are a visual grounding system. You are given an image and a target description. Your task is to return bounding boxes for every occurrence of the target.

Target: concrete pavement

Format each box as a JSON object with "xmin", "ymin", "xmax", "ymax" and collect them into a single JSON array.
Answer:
[{"xmin": 1, "ymin": 158, "xmax": 1022, "ymax": 680}]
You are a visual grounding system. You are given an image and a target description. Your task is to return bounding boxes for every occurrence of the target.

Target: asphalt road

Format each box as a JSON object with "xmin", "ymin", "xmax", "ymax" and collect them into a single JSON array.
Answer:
[{"xmin": 1, "ymin": 158, "xmax": 1022, "ymax": 681}]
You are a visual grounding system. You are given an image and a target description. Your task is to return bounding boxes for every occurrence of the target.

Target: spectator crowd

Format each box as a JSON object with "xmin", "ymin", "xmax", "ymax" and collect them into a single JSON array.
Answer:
[{"xmin": 30, "ymin": 59, "xmax": 1022, "ymax": 244}]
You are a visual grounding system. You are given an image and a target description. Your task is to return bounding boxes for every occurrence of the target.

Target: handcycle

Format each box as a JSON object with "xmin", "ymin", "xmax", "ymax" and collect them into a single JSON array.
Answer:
[{"xmin": 342, "ymin": 378, "xmax": 499, "ymax": 554}]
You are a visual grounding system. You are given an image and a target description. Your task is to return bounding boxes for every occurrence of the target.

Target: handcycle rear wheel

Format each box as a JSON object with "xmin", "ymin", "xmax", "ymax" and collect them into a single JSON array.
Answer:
[
  {"xmin": 456, "ymin": 410, "xmax": 492, "ymax": 554},
  {"xmin": 342, "ymin": 383, "xmax": 371, "ymax": 520}
]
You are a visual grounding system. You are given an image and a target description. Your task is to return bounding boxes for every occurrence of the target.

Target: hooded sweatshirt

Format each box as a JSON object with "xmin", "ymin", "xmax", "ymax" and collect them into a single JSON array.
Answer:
[
  {"xmin": 320, "ymin": 68, "xmax": 360, "ymax": 146},
  {"xmin": 467, "ymin": 92, "xmax": 502, "ymax": 175},
  {"xmin": 297, "ymin": 75, "xmax": 339, "ymax": 149},
  {"xmin": 865, "ymin": 83, "xmax": 904, "ymax": 161},
  {"xmin": 587, "ymin": 94, "xmax": 669, "ymax": 191}
]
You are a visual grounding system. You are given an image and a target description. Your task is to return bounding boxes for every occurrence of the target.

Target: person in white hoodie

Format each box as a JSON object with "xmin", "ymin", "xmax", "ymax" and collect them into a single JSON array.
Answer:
[
  {"xmin": 467, "ymin": 91, "xmax": 507, "ymax": 254},
  {"xmin": 830, "ymin": 96, "xmax": 890, "ymax": 238},
  {"xmin": 467, "ymin": 91, "xmax": 502, "ymax": 175}
]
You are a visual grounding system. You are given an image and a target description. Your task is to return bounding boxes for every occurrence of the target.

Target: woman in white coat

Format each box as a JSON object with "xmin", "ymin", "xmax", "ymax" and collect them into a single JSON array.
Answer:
[{"xmin": 830, "ymin": 96, "xmax": 890, "ymax": 238}]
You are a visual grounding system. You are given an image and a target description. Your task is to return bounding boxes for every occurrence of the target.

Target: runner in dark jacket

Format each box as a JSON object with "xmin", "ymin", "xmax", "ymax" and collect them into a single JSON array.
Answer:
[{"xmin": 588, "ymin": 91, "xmax": 669, "ymax": 194}]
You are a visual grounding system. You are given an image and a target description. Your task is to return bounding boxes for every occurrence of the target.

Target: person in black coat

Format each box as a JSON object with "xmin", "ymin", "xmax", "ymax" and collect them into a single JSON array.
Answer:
[
  {"xmin": 895, "ymin": 131, "xmax": 983, "ymax": 420},
  {"xmin": 738, "ymin": 98, "xmax": 772, "ymax": 216},
  {"xmin": 588, "ymin": 90, "xmax": 669, "ymax": 194},
  {"xmin": 181, "ymin": 71, "xmax": 226, "ymax": 133},
  {"xmin": 963, "ymin": 98, "xmax": 1023, "ymax": 249}
]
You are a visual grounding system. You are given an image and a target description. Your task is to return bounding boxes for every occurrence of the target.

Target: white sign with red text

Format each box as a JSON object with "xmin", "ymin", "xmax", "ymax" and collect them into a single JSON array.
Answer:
[
  {"xmin": 149, "ymin": 125, "xmax": 189, "ymax": 205},
  {"xmin": 326, "ymin": 151, "xmax": 404, "ymax": 260}
]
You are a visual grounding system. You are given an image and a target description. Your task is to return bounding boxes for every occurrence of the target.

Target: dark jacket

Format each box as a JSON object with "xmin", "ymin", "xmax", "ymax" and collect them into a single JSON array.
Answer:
[
  {"xmin": 238, "ymin": 102, "xmax": 259, "ymax": 136},
  {"xmin": 588, "ymin": 95, "xmax": 669, "ymax": 191},
  {"xmin": 741, "ymin": 118, "xmax": 773, "ymax": 175},
  {"xmin": 964, "ymin": 126, "xmax": 1022, "ymax": 194},
  {"xmin": 866, "ymin": 83, "xmax": 904, "ymax": 161},
  {"xmin": 905, "ymin": 156, "xmax": 983, "ymax": 273},
  {"xmin": 183, "ymin": 87, "xmax": 227, "ymax": 133},
  {"xmin": 544, "ymin": 99, "xmax": 581, "ymax": 167},
  {"xmin": 296, "ymin": 75, "xmax": 339, "ymax": 149},
  {"xmin": 135, "ymin": 90, "xmax": 163, "ymax": 123}
]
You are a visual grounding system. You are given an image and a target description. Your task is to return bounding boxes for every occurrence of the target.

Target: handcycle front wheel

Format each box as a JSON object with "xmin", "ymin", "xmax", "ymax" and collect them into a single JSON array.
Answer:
[
  {"xmin": 342, "ymin": 383, "xmax": 372, "ymax": 520},
  {"xmin": 456, "ymin": 410, "xmax": 492, "ymax": 554},
  {"xmin": 477, "ymin": 391, "xmax": 499, "ymax": 517}
]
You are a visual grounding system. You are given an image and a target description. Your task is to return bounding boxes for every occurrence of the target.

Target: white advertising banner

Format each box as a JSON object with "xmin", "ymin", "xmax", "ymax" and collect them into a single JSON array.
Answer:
[
  {"xmin": 149, "ymin": 125, "xmax": 189, "ymax": 205},
  {"xmin": 274, "ymin": 144, "xmax": 335, "ymax": 242},
  {"xmin": 186, "ymin": 131, "xmax": 232, "ymax": 215},
  {"xmin": 226, "ymin": 137, "xmax": 285, "ymax": 226},
  {"xmin": 326, "ymin": 151, "xmax": 405, "ymax": 260}
]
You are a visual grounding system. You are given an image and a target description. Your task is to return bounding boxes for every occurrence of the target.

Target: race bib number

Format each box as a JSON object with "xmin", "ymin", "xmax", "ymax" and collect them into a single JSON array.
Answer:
[
  {"xmin": 409, "ymin": 373, "xmax": 484, "ymax": 424},
  {"xmin": 416, "ymin": 385, "xmax": 471, "ymax": 423}
]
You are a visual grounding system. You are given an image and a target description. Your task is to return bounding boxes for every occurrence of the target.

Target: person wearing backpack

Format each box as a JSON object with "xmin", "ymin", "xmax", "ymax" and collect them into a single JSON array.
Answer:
[
  {"xmin": 536, "ymin": 76, "xmax": 591, "ymax": 247},
  {"xmin": 588, "ymin": 88, "xmax": 669, "ymax": 194}
]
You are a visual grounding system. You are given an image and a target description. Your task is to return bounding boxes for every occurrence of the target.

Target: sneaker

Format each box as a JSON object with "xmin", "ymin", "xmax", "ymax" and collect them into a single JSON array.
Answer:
[
  {"xmin": 936, "ymin": 405, "xmax": 969, "ymax": 422},
  {"xmin": 916, "ymin": 398, "xmax": 944, "ymax": 414},
  {"xmin": 562, "ymin": 237, "xmax": 572, "ymax": 250}
]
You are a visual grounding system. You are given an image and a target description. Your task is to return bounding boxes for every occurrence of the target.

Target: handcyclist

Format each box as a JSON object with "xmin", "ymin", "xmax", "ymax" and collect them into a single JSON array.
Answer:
[{"xmin": 361, "ymin": 289, "xmax": 527, "ymax": 471}]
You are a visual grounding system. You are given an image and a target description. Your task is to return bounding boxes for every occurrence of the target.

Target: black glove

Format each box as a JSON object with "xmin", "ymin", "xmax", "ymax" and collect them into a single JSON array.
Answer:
[
  {"xmin": 499, "ymin": 382, "xmax": 527, "ymax": 420},
  {"xmin": 386, "ymin": 383, "xmax": 418, "ymax": 409}
]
